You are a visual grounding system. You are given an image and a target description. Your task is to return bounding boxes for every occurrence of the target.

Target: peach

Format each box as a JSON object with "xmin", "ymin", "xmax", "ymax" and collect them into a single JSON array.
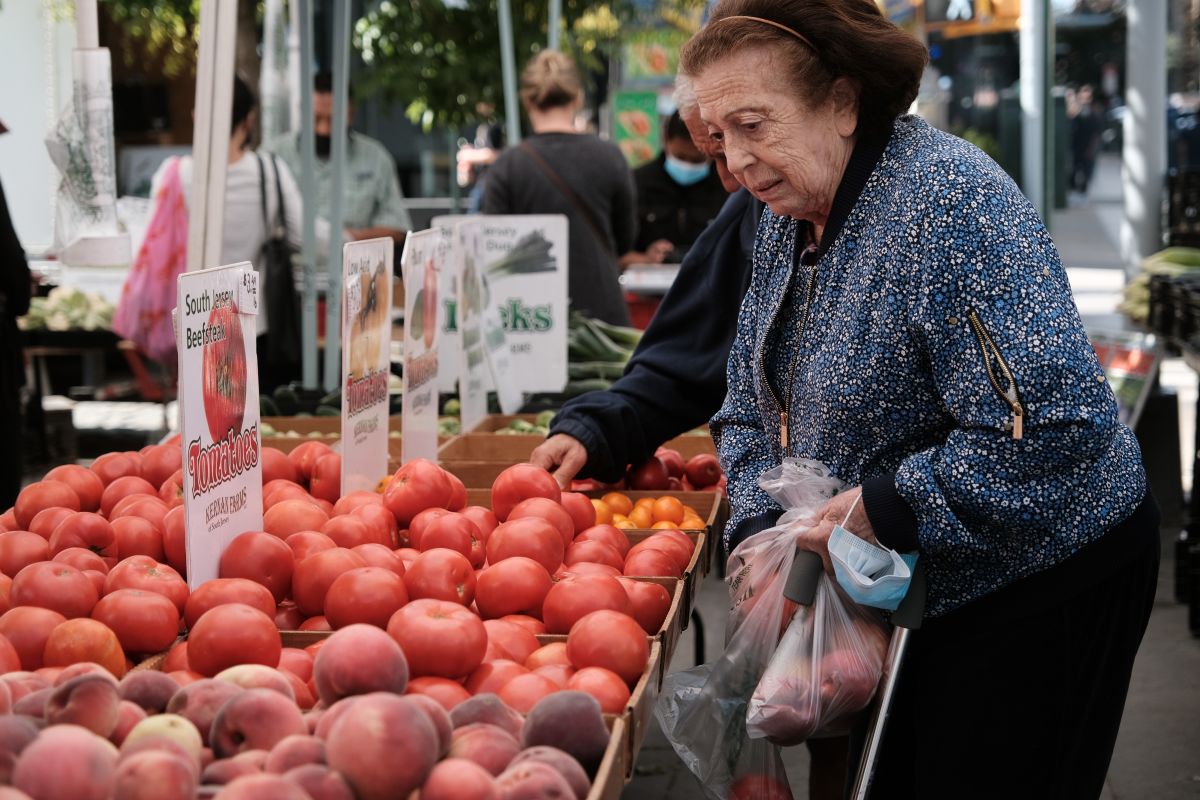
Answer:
[
  {"xmin": 110, "ymin": 750, "xmax": 197, "ymax": 800},
  {"xmin": 165, "ymin": 678, "xmax": 243, "ymax": 746},
  {"xmin": 404, "ymin": 693, "xmax": 453, "ymax": 757},
  {"xmin": 283, "ymin": 671, "xmax": 315, "ymax": 710},
  {"xmin": 214, "ymin": 664, "xmax": 296, "ymax": 700},
  {"xmin": 312, "ymin": 624, "xmax": 408, "ymax": 705},
  {"xmin": 214, "ymin": 773, "xmax": 312, "ymax": 799},
  {"xmin": 325, "ymin": 692, "xmax": 439, "ymax": 800},
  {"xmin": 52, "ymin": 662, "xmax": 113, "ymax": 686},
  {"xmin": 264, "ymin": 734, "xmax": 325, "ymax": 773},
  {"xmin": 304, "ymin": 709, "xmax": 323, "ymax": 735},
  {"xmin": 232, "ymin": 749, "xmax": 270, "ymax": 770},
  {"xmin": 282, "ymin": 764, "xmax": 355, "ymax": 800},
  {"xmin": 521, "ymin": 691, "xmax": 609, "ymax": 777},
  {"xmin": 450, "ymin": 693, "xmax": 525, "ymax": 740},
  {"xmin": 200, "ymin": 757, "xmax": 261, "ymax": 786},
  {"xmin": 11, "ymin": 688, "xmax": 51, "ymax": 719},
  {"xmin": 495, "ymin": 760, "xmax": 576, "ymax": 799},
  {"xmin": 313, "ymin": 696, "xmax": 359, "ymax": 740},
  {"xmin": 0, "ymin": 673, "xmax": 49, "ymax": 703},
  {"xmin": 12, "ymin": 724, "xmax": 118, "ymax": 800},
  {"xmin": 110, "ymin": 700, "xmax": 148, "ymax": 746},
  {"xmin": 0, "ymin": 681, "xmax": 10, "ymax": 715},
  {"xmin": 510, "ymin": 746, "xmax": 590, "ymax": 800},
  {"xmin": 449, "ymin": 723, "xmax": 521, "ymax": 776},
  {"xmin": 210, "ymin": 688, "xmax": 307, "ymax": 759},
  {"xmin": 0, "ymin": 789, "xmax": 31, "ymax": 800},
  {"xmin": 118, "ymin": 670, "xmax": 180, "ymax": 713},
  {"xmin": 421, "ymin": 757, "xmax": 498, "ymax": 800},
  {"xmin": 277, "ymin": 648, "xmax": 314, "ymax": 683},
  {"xmin": 122, "ymin": 714, "xmax": 203, "ymax": 765},
  {"xmin": 45, "ymin": 674, "xmax": 120, "ymax": 736},
  {"xmin": 0, "ymin": 715, "xmax": 39, "ymax": 784}
]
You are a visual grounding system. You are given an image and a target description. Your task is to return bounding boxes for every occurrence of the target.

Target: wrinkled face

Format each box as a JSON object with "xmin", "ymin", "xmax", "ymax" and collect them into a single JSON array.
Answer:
[
  {"xmin": 681, "ymin": 107, "xmax": 741, "ymax": 193},
  {"xmin": 692, "ymin": 45, "xmax": 859, "ymax": 222},
  {"xmin": 313, "ymin": 92, "xmax": 354, "ymax": 136}
]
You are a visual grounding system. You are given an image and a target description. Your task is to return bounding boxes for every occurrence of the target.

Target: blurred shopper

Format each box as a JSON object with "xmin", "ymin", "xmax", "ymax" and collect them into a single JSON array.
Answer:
[
  {"xmin": 621, "ymin": 111, "xmax": 729, "ymax": 267},
  {"xmin": 0, "ymin": 120, "xmax": 31, "ymax": 508},
  {"xmin": 1070, "ymin": 84, "xmax": 1104, "ymax": 197},
  {"xmin": 457, "ymin": 105, "xmax": 506, "ymax": 213},
  {"xmin": 484, "ymin": 50, "xmax": 636, "ymax": 326}
]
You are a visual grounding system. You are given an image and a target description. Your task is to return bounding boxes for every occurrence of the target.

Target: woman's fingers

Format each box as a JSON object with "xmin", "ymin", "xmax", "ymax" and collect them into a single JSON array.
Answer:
[{"xmin": 529, "ymin": 434, "xmax": 589, "ymax": 488}]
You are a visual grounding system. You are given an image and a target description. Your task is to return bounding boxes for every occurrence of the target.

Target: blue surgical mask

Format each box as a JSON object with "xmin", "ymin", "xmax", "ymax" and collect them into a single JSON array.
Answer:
[
  {"xmin": 664, "ymin": 154, "xmax": 711, "ymax": 186},
  {"xmin": 827, "ymin": 496, "xmax": 918, "ymax": 611}
]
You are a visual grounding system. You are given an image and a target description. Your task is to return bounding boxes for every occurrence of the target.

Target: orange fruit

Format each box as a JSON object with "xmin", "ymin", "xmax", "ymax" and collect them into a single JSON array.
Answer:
[
  {"xmin": 651, "ymin": 496, "xmax": 685, "ymax": 525},
  {"xmin": 682, "ymin": 505, "xmax": 700, "ymax": 517},
  {"xmin": 591, "ymin": 499, "xmax": 613, "ymax": 525},
  {"xmin": 651, "ymin": 520, "xmax": 681, "ymax": 530},
  {"xmin": 602, "ymin": 492, "xmax": 633, "ymax": 516},
  {"xmin": 612, "ymin": 513, "xmax": 629, "ymax": 524},
  {"xmin": 628, "ymin": 506, "xmax": 654, "ymax": 529},
  {"xmin": 634, "ymin": 498, "xmax": 656, "ymax": 510},
  {"xmin": 680, "ymin": 515, "xmax": 705, "ymax": 531},
  {"xmin": 614, "ymin": 519, "xmax": 636, "ymax": 530}
]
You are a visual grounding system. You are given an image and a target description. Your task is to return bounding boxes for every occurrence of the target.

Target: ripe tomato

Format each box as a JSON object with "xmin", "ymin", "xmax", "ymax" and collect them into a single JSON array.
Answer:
[
  {"xmin": 12, "ymin": 561, "xmax": 99, "ymax": 618},
  {"xmin": 623, "ymin": 548, "xmax": 683, "ymax": 579},
  {"xmin": 110, "ymin": 516, "xmax": 165, "ymax": 562},
  {"xmin": 497, "ymin": 672, "xmax": 559, "ymax": 713},
  {"xmin": 474, "ymin": 557, "xmax": 552, "ymax": 620},
  {"xmin": 162, "ymin": 641, "xmax": 189, "ymax": 672},
  {"xmin": 353, "ymin": 504, "xmax": 399, "ymax": 549},
  {"xmin": 264, "ymin": 480, "xmax": 311, "ymax": 509},
  {"xmin": 0, "ymin": 531, "xmax": 50, "ymax": 577},
  {"xmin": 83, "ymin": 569, "xmax": 106, "ymax": 597},
  {"xmin": 300, "ymin": 615, "xmax": 331, "ymax": 632},
  {"xmin": 387, "ymin": 598, "xmax": 487, "ymax": 679},
  {"xmin": 351, "ymin": 543, "xmax": 406, "ymax": 579},
  {"xmin": 460, "ymin": 506, "xmax": 499, "ymax": 541},
  {"xmin": 420, "ymin": 514, "xmax": 482, "ymax": 566},
  {"xmin": 0, "ymin": 574, "xmax": 11, "ymax": 615},
  {"xmin": 291, "ymin": 548, "xmax": 367, "ymax": 617},
  {"xmin": 184, "ymin": 577, "xmax": 276, "ymax": 629},
  {"xmin": 485, "ymin": 518, "xmax": 564, "ymax": 574},
  {"xmin": 499, "ymin": 615, "xmax": 546, "ymax": 636},
  {"xmin": 490, "ymin": 464, "xmax": 560, "ymax": 521},
  {"xmin": 630, "ymin": 533, "xmax": 694, "ymax": 573},
  {"xmin": 277, "ymin": 647, "xmax": 314, "ymax": 682},
  {"xmin": 187, "ymin": 603, "xmax": 281, "ymax": 676},
  {"xmin": 309, "ymin": 453, "xmax": 342, "ymax": 504},
  {"xmin": 28, "ymin": 507, "xmax": 74, "ymax": 541},
  {"xmin": 566, "ymin": 610, "xmax": 649, "ymax": 685},
  {"xmin": 91, "ymin": 588, "xmax": 180, "ymax": 655},
  {"xmin": 201, "ymin": 303, "xmax": 248, "ymax": 443},
  {"xmin": 405, "ymin": 676, "xmax": 471, "ymax": 710},
  {"xmin": 0, "ymin": 510, "xmax": 18, "ymax": 533},
  {"xmin": 445, "ymin": 473, "xmax": 467, "ymax": 512},
  {"xmin": 383, "ymin": 459, "xmax": 454, "ymax": 528},
  {"xmin": 482, "ymin": 619, "xmax": 539, "ymax": 664},
  {"xmin": 14, "ymin": 481, "xmax": 80, "ymax": 529},
  {"xmin": 162, "ymin": 506, "xmax": 187, "ymax": 574},
  {"xmin": 567, "ymin": 667, "xmax": 631, "ymax": 713},
  {"xmin": 264, "ymin": 499, "xmax": 330, "ymax": 539},
  {"xmin": 617, "ymin": 577, "xmax": 673, "ymax": 635},
  {"xmin": 261, "ymin": 447, "xmax": 300, "ymax": 485},
  {"xmin": 525, "ymin": 642, "xmax": 570, "ymax": 670},
  {"xmin": 104, "ymin": 556, "xmax": 188, "ymax": 614},
  {"xmin": 0, "ymin": 633, "xmax": 19, "ymax": 673},
  {"xmin": 559, "ymin": 492, "xmax": 597, "ymax": 535},
  {"xmin": 574, "ymin": 524, "xmax": 631, "ymax": 558},
  {"xmin": 109, "ymin": 495, "xmax": 169, "ymax": 532},
  {"xmin": 507, "ymin": 498, "xmax": 574, "ymax": 549},
  {"xmin": 275, "ymin": 602, "xmax": 304, "ymax": 631},
  {"xmin": 42, "ymin": 618, "xmax": 126, "ymax": 677},
  {"xmin": 563, "ymin": 541, "xmax": 625, "ymax": 572},
  {"xmin": 285, "ymin": 531, "xmax": 337, "ymax": 563},
  {"xmin": 556, "ymin": 562, "xmax": 622, "ymax": 580},
  {"xmin": 333, "ymin": 491, "xmax": 381, "ymax": 516},
  {"xmin": 464, "ymin": 659, "xmax": 528, "ymax": 695},
  {"xmin": 286, "ymin": 440, "xmax": 335, "ymax": 483},
  {"xmin": 729, "ymin": 774, "xmax": 794, "ymax": 800},
  {"xmin": 52, "ymin": 547, "xmax": 108, "ymax": 574},
  {"xmin": 403, "ymin": 549, "xmax": 476, "ymax": 606},
  {"xmin": 533, "ymin": 663, "xmax": 575, "ymax": 689},
  {"xmin": 44, "ymin": 465, "xmax": 104, "ymax": 512},
  {"xmin": 0, "ymin": 606, "xmax": 67, "ymax": 669},
  {"xmin": 141, "ymin": 444, "xmax": 183, "ymax": 489},
  {"xmin": 320, "ymin": 515, "xmax": 375, "ymax": 549},
  {"xmin": 323, "ymin": 567, "xmax": 409, "ymax": 629},
  {"xmin": 407, "ymin": 508, "xmax": 451, "ymax": 551},
  {"xmin": 219, "ymin": 531, "xmax": 295, "ymax": 603},
  {"xmin": 99, "ymin": 476, "xmax": 157, "ymax": 518},
  {"xmin": 542, "ymin": 574, "xmax": 630, "ymax": 635},
  {"xmin": 47, "ymin": 512, "xmax": 116, "ymax": 558},
  {"xmin": 90, "ymin": 452, "xmax": 142, "ymax": 486}
]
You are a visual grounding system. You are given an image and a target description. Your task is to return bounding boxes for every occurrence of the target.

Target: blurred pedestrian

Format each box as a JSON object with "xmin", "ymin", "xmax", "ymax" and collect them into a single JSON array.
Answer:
[
  {"xmin": 0, "ymin": 119, "xmax": 31, "ymax": 508},
  {"xmin": 1070, "ymin": 84, "xmax": 1104, "ymax": 197}
]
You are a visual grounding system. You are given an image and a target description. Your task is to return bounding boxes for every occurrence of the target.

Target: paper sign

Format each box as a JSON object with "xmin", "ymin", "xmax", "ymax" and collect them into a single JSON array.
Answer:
[
  {"xmin": 176, "ymin": 262, "xmax": 263, "ymax": 588},
  {"xmin": 400, "ymin": 228, "xmax": 453, "ymax": 464},
  {"xmin": 456, "ymin": 220, "xmax": 489, "ymax": 432},
  {"xmin": 430, "ymin": 214, "xmax": 469, "ymax": 394},
  {"xmin": 341, "ymin": 237, "xmax": 394, "ymax": 493}
]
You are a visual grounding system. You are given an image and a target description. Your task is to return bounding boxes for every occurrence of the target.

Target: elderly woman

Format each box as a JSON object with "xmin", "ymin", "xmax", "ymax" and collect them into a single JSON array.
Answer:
[{"xmin": 683, "ymin": 1, "xmax": 1159, "ymax": 796}]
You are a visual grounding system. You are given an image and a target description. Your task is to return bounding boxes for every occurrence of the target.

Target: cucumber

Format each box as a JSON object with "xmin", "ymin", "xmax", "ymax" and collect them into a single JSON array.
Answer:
[
  {"xmin": 272, "ymin": 386, "xmax": 299, "ymax": 416},
  {"xmin": 315, "ymin": 405, "xmax": 340, "ymax": 417},
  {"xmin": 568, "ymin": 361, "xmax": 627, "ymax": 380},
  {"xmin": 589, "ymin": 317, "xmax": 643, "ymax": 348},
  {"xmin": 563, "ymin": 378, "xmax": 613, "ymax": 397},
  {"xmin": 260, "ymin": 395, "xmax": 280, "ymax": 417}
]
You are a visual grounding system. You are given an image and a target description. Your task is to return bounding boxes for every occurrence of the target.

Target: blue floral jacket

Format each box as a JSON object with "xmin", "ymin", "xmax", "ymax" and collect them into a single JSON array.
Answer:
[{"xmin": 713, "ymin": 115, "xmax": 1146, "ymax": 616}]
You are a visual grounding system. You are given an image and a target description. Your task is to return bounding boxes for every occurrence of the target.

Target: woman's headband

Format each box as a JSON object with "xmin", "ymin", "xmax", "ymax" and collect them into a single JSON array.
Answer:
[{"xmin": 716, "ymin": 14, "xmax": 816, "ymax": 51}]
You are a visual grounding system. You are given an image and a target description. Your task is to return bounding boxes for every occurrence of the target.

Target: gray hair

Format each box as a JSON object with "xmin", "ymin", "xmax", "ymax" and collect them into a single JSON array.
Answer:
[{"xmin": 672, "ymin": 74, "xmax": 698, "ymax": 115}]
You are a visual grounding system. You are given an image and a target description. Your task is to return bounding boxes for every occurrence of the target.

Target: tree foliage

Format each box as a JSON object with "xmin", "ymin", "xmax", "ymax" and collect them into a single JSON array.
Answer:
[{"xmin": 102, "ymin": 0, "xmax": 202, "ymax": 77}]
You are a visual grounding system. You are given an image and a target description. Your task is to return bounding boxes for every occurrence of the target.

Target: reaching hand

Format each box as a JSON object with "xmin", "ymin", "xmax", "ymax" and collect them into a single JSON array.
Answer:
[{"xmin": 529, "ymin": 434, "xmax": 589, "ymax": 489}]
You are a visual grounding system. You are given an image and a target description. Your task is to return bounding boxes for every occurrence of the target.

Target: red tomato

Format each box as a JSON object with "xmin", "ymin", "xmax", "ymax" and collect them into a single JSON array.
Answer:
[
  {"xmin": 497, "ymin": 672, "xmax": 559, "ymax": 714},
  {"xmin": 264, "ymin": 499, "xmax": 330, "ymax": 539},
  {"xmin": 617, "ymin": 577, "xmax": 673, "ymax": 635},
  {"xmin": 162, "ymin": 641, "xmax": 189, "ymax": 672},
  {"xmin": 403, "ymin": 549, "xmax": 476, "ymax": 606},
  {"xmin": 407, "ymin": 508, "xmax": 451, "ymax": 551},
  {"xmin": 564, "ymin": 540, "xmax": 625, "ymax": 572},
  {"xmin": 141, "ymin": 444, "xmax": 183, "ymax": 489},
  {"xmin": 333, "ymin": 491, "xmax": 382, "ymax": 516},
  {"xmin": 14, "ymin": 481, "xmax": 80, "ymax": 529},
  {"xmin": 320, "ymin": 515, "xmax": 375, "ymax": 549},
  {"xmin": 187, "ymin": 603, "xmax": 281, "ymax": 676},
  {"xmin": 291, "ymin": 548, "xmax": 367, "ymax": 617},
  {"xmin": 83, "ymin": 569, "xmax": 106, "ymax": 597},
  {"xmin": 261, "ymin": 447, "xmax": 300, "ymax": 485},
  {"xmin": 47, "ymin": 512, "xmax": 116, "ymax": 558},
  {"xmin": 52, "ymin": 547, "xmax": 108, "ymax": 574},
  {"xmin": 0, "ymin": 633, "xmax": 19, "ymax": 673},
  {"xmin": 12, "ymin": 561, "xmax": 98, "ymax": 618},
  {"xmin": 0, "ymin": 531, "xmax": 49, "ymax": 577},
  {"xmin": 574, "ymin": 524, "xmax": 631, "ymax": 558},
  {"xmin": 99, "ymin": 476, "xmax": 157, "ymax": 518},
  {"xmin": 485, "ymin": 518, "xmax": 564, "ymax": 574},
  {"xmin": 729, "ymin": 774, "xmax": 795, "ymax": 800},
  {"xmin": 567, "ymin": 667, "xmax": 631, "ymax": 713},
  {"xmin": 158, "ymin": 470, "xmax": 184, "ymax": 509},
  {"xmin": 420, "ymin": 513, "xmax": 482, "ymax": 566},
  {"xmin": 299, "ymin": 615, "xmax": 331, "ymax": 632},
  {"xmin": 110, "ymin": 516, "xmax": 165, "ymax": 562},
  {"xmin": 201, "ymin": 303, "xmax": 248, "ymax": 443},
  {"xmin": 525, "ymin": 642, "xmax": 570, "ymax": 670},
  {"xmin": 567, "ymin": 609, "xmax": 649, "ymax": 685},
  {"xmin": 109, "ymin": 495, "xmax": 169, "ymax": 531},
  {"xmin": 387, "ymin": 598, "xmax": 487, "ymax": 679},
  {"xmin": 90, "ymin": 452, "xmax": 142, "ymax": 486},
  {"xmin": 482, "ymin": 619, "xmax": 539, "ymax": 664},
  {"xmin": 490, "ymin": 464, "xmax": 561, "ymax": 521},
  {"xmin": 0, "ymin": 606, "xmax": 67, "ymax": 669},
  {"xmin": 405, "ymin": 676, "xmax": 471, "ymax": 710},
  {"xmin": 28, "ymin": 507, "xmax": 74, "ymax": 541},
  {"xmin": 0, "ymin": 510, "xmax": 18, "ymax": 533},
  {"xmin": 499, "ymin": 615, "xmax": 546, "ymax": 636},
  {"xmin": 507, "ymin": 498, "xmax": 574, "ymax": 549},
  {"xmin": 44, "ymin": 465, "xmax": 104, "ymax": 512},
  {"xmin": 91, "ymin": 588, "xmax": 181, "ymax": 655},
  {"xmin": 42, "ymin": 618, "xmax": 126, "ymax": 677},
  {"xmin": 559, "ymin": 492, "xmax": 597, "ymax": 535},
  {"xmin": 309, "ymin": 453, "xmax": 342, "ymax": 504},
  {"xmin": 264, "ymin": 480, "xmax": 310, "ymax": 509},
  {"xmin": 0, "ymin": 574, "xmax": 11, "ymax": 615},
  {"xmin": 460, "ymin": 506, "xmax": 499, "ymax": 541},
  {"xmin": 464, "ymin": 659, "xmax": 528, "ymax": 695},
  {"xmin": 542, "ymin": 574, "xmax": 630, "ymax": 635},
  {"xmin": 630, "ymin": 533, "xmax": 694, "ymax": 573},
  {"xmin": 350, "ymin": 543, "xmax": 406, "ymax": 579},
  {"xmin": 445, "ymin": 473, "xmax": 467, "ymax": 512},
  {"xmin": 383, "ymin": 459, "xmax": 454, "ymax": 528},
  {"xmin": 556, "ymin": 562, "xmax": 623, "ymax": 580},
  {"xmin": 184, "ymin": 577, "xmax": 276, "ymax": 629},
  {"xmin": 533, "ymin": 663, "xmax": 575, "ymax": 690},
  {"xmin": 104, "ymin": 556, "xmax": 188, "ymax": 615},
  {"xmin": 623, "ymin": 548, "xmax": 683, "ymax": 579},
  {"xmin": 353, "ymin": 504, "xmax": 399, "ymax": 548},
  {"xmin": 474, "ymin": 557, "xmax": 552, "ymax": 620},
  {"xmin": 219, "ymin": 531, "xmax": 295, "ymax": 603},
  {"xmin": 285, "ymin": 531, "xmax": 337, "ymax": 563},
  {"xmin": 160, "ymin": 506, "xmax": 187, "ymax": 575},
  {"xmin": 277, "ymin": 647, "xmax": 314, "ymax": 682},
  {"xmin": 324, "ymin": 567, "xmax": 409, "ymax": 629},
  {"xmin": 275, "ymin": 602, "xmax": 304, "ymax": 631},
  {"xmin": 288, "ymin": 440, "xmax": 335, "ymax": 483}
]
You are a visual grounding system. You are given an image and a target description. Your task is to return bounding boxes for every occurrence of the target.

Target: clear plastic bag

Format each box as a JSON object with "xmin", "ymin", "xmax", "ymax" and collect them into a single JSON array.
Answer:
[
  {"xmin": 745, "ymin": 572, "xmax": 889, "ymax": 744},
  {"xmin": 655, "ymin": 459, "xmax": 844, "ymax": 799}
]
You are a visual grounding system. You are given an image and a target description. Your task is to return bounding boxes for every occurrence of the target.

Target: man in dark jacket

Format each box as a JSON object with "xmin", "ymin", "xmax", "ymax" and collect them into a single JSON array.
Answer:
[{"xmin": 0, "ymin": 131, "xmax": 33, "ymax": 507}]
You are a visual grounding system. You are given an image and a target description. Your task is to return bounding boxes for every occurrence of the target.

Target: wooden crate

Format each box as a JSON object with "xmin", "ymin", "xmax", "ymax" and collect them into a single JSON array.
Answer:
[
  {"xmin": 627, "ymin": 530, "xmax": 707, "ymax": 624},
  {"xmin": 438, "ymin": 433, "xmax": 544, "ymax": 463},
  {"xmin": 466, "ymin": 414, "xmax": 544, "ymax": 434},
  {"xmin": 587, "ymin": 716, "xmax": 629, "ymax": 800},
  {"xmin": 262, "ymin": 435, "xmax": 341, "ymax": 455},
  {"xmin": 621, "ymin": 640, "xmax": 664, "ymax": 775},
  {"xmin": 658, "ymin": 434, "xmax": 717, "ymax": 459}
]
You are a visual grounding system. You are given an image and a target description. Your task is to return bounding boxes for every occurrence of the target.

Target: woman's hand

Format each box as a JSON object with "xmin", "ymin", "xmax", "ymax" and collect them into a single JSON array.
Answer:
[
  {"xmin": 794, "ymin": 486, "xmax": 877, "ymax": 574},
  {"xmin": 530, "ymin": 434, "xmax": 589, "ymax": 488}
]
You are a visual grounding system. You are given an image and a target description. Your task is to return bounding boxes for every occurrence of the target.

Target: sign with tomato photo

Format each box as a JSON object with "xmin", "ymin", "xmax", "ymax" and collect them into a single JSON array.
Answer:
[
  {"xmin": 621, "ymin": 27, "xmax": 689, "ymax": 83},
  {"xmin": 341, "ymin": 237, "xmax": 394, "ymax": 494},
  {"xmin": 175, "ymin": 262, "xmax": 263, "ymax": 588},
  {"xmin": 614, "ymin": 91, "xmax": 661, "ymax": 168},
  {"xmin": 400, "ymin": 228, "xmax": 453, "ymax": 464}
]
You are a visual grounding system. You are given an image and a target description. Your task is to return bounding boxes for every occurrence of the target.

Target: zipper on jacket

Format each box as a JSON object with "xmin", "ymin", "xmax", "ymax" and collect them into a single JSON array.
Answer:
[
  {"xmin": 965, "ymin": 309, "xmax": 1025, "ymax": 440},
  {"xmin": 756, "ymin": 253, "xmax": 818, "ymax": 452}
]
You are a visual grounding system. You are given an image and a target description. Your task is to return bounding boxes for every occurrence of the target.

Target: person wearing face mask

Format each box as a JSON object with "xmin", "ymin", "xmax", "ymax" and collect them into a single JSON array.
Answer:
[
  {"xmin": 266, "ymin": 72, "xmax": 412, "ymax": 248},
  {"xmin": 621, "ymin": 111, "xmax": 729, "ymax": 268}
]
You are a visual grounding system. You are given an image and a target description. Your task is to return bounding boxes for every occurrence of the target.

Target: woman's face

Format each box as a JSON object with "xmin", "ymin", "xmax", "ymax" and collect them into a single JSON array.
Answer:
[{"xmin": 692, "ymin": 45, "xmax": 859, "ymax": 224}]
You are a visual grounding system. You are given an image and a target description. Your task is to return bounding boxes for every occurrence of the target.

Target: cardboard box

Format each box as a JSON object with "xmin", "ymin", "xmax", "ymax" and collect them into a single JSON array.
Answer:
[
  {"xmin": 262, "ymin": 416, "xmax": 405, "ymax": 437},
  {"xmin": 466, "ymin": 414, "xmax": 544, "ymax": 434},
  {"xmin": 587, "ymin": 716, "xmax": 629, "ymax": 800},
  {"xmin": 438, "ymin": 433, "xmax": 544, "ymax": 463},
  {"xmin": 621, "ymin": 640, "xmax": 664, "ymax": 775},
  {"xmin": 261, "ymin": 435, "xmax": 341, "ymax": 455}
]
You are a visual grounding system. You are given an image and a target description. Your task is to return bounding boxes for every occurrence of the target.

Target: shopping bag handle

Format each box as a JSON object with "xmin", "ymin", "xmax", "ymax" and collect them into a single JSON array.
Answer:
[{"xmin": 782, "ymin": 547, "xmax": 825, "ymax": 605}]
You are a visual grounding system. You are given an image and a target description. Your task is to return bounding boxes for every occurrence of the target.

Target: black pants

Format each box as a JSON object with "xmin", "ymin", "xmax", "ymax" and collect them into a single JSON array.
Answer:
[{"xmin": 861, "ymin": 513, "xmax": 1160, "ymax": 799}]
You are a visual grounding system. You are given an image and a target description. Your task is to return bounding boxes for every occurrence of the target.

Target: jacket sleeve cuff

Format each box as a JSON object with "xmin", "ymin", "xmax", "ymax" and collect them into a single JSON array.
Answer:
[
  {"xmin": 861, "ymin": 473, "xmax": 920, "ymax": 553},
  {"xmin": 725, "ymin": 509, "xmax": 784, "ymax": 556},
  {"xmin": 546, "ymin": 416, "xmax": 621, "ymax": 483}
]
